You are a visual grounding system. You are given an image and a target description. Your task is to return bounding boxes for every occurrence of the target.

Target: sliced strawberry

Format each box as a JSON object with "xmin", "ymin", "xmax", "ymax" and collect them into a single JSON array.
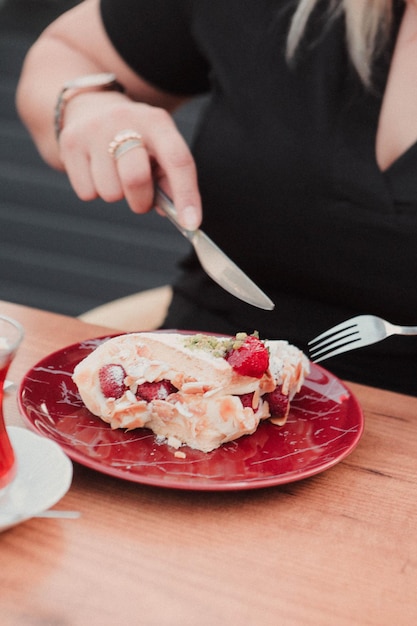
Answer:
[
  {"xmin": 264, "ymin": 386, "xmax": 289, "ymax": 418},
  {"xmin": 225, "ymin": 335, "xmax": 269, "ymax": 378},
  {"xmin": 238, "ymin": 392, "xmax": 261, "ymax": 412},
  {"xmin": 239, "ymin": 392, "xmax": 255, "ymax": 409},
  {"xmin": 136, "ymin": 379, "xmax": 178, "ymax": 402},
  {"xmin": 99, "ymin": 364, "xmax": 126, "ymax": 399}
]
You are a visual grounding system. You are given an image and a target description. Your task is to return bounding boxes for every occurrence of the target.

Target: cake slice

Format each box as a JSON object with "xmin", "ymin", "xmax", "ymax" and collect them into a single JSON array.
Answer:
[{"xmin": 72, "ymin": 332, "xmax": 309, "ymax": 452}]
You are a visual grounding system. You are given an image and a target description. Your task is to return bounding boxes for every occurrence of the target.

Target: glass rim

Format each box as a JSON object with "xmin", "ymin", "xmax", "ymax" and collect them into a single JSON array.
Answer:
[{"xmin": 0, "ymin": 314, "xmax": 24, "ymax": 351}]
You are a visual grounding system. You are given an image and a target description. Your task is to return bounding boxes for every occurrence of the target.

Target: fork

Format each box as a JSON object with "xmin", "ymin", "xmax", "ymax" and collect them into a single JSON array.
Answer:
[{"xmin": 308, "ymin": 315, "xmax": 417, "ymax": 363}]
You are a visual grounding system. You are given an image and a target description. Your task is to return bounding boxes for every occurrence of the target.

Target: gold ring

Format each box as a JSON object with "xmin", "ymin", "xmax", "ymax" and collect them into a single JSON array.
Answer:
[{"xmin": 108, "ymin": 130, "xmax": 145, "ymax": 159}]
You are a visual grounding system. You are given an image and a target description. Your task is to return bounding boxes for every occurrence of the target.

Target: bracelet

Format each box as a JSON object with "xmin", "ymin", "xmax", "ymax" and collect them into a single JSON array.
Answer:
[{"xmin": 54, "ymin": 72, "xmax": 124, "ymax": 140}]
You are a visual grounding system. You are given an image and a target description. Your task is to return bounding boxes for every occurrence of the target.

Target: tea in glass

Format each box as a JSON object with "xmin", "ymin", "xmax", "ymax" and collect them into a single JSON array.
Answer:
[{"xmin": 0, "ymin": 315, "xmax": 24, "ymax": 492}]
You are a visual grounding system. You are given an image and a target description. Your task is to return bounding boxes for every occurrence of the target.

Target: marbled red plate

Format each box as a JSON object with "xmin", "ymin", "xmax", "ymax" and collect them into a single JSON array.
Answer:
[{"xmin": 18, "ymin": 334, "xmax": 363, "ymax": 491}]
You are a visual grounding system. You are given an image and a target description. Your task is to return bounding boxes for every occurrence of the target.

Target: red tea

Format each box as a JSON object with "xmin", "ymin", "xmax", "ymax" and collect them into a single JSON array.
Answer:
[
  {"xmin": 0, "ymin": 316, "xmax": 23, "ymax": 491},
  {"xmin": 0, "ymin": 355, "xmax": 16, "ymax": 489}
]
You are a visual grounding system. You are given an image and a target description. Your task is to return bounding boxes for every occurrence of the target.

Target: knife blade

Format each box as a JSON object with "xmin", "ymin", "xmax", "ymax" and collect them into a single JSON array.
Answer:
[{"xmin": 154, "ymin": 186, "xmax": 274, "ymax": 310}]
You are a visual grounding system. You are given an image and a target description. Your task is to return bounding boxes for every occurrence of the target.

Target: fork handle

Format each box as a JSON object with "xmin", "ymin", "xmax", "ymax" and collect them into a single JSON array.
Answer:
[{"xmin": 395, "ymin": 325, "xmax": 417, "ymax": 335}]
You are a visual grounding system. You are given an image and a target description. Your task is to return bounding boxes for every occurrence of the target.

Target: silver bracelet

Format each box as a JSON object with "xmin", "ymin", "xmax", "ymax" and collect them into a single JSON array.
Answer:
[{"xmin": 54, "ymin": 72, "xmax": 124, "ymax": 140}]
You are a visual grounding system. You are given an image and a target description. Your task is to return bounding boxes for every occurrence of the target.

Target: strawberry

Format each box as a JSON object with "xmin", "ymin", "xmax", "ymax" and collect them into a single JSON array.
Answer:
[
  {"xmin": 225, "ymin": 335, "xmax": 269, "ymax": 378},
  {"xmin": 99, "ymin": 364, "xmax": 126, "ymax": 399},
  {"xmin": 239, "ymin": 392, "xmax": 255, "ymax": 409},
  {"xmin": 136, "ymin": 379, "xmax": 178, "ymax": 402},
  {"xmin": 264, "ymin": 386, "xmax": 289, "ymax": 418}
]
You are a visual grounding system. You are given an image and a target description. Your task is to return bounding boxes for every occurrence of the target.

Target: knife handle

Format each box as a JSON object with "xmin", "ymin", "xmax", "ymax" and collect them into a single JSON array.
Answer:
[{"xmin": 154, "ymin": 185, "xmax": 194, "ymax": 239}]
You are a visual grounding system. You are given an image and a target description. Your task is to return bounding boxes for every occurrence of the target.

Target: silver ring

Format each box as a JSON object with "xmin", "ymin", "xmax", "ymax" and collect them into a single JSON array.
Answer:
[{"xmin": 108, "ymin": 130, "xmax": 145, "ymax": 159}]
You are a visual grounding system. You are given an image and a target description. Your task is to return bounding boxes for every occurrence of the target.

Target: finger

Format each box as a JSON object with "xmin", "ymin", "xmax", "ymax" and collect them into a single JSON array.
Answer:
[
  {"xmin": 157, "ymin": 146, "xmax": 202, "ymax": 230},
  {"xmin": 59, "ymin": 127, "xmax": 100, "ymax": 200},
  {"xmin": 157, "ymin": 167, "xmax": 202, "ymax": 231},
  {"xmin": 115, "ymin": 144, "xmax": 154, "ymax": 214},
  {"xmin": 143, "ymin": 111, "xmax": 202, "ymax": 229},
  {"xmin": 86, "ymin": 131, "xmax": 152, "ymax": 206},
  {"xmin": 90, "ymin": 145, "xmax": 124, "ymax": 203},
  {"xmin": 65, "ymin": 150, "xmax": 98, "ymax": 201}
]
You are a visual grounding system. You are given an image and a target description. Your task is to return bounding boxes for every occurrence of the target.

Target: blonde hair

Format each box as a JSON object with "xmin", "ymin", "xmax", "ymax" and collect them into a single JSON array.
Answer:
[{"xmin": 286, "ymin": 0, "xmax": 394, "ymax": 87}]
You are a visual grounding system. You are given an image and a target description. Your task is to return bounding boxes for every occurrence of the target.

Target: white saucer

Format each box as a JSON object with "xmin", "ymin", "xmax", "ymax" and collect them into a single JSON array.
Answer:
[{"xmin": 0, "ymin": 427, "xmax": 73, "ymax": 532}]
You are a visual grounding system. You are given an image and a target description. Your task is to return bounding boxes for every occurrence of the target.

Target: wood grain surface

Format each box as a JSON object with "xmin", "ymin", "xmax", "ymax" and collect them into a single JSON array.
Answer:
[{"xmin": 1, "ymin": 300, "xmax": 416, "ymax": 626}]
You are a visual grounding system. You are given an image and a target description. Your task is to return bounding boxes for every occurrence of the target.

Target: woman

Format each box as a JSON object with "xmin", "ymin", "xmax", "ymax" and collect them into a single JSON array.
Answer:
[{"xmin": 16, "ymin": 0, "xmax": 417, "ymax": 394}]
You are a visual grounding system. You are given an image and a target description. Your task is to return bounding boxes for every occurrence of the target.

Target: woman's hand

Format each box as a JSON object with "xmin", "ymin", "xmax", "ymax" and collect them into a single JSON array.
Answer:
[
  {"xmin": 58, "ymin": 90, "xmax": 202, "ymax": 230},
  {"xmin": 16, "ymin": 0, "xmax": 202, "ymax": 230}
]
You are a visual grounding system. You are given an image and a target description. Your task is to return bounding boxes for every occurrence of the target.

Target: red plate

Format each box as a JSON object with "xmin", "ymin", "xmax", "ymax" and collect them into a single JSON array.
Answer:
[{"xmin": 18, "ymin": 335, "xmax": 363, "ymax": 491}]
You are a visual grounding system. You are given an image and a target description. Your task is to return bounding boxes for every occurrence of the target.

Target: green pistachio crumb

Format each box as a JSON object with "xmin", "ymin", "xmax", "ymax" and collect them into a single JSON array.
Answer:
[
  {"xmin": 183, "ymin": 331, "xmax": 264, "ymax": 356},
  {"xmin": 183, "ymin": 334, "xmax": 231, "ymax": 357}
]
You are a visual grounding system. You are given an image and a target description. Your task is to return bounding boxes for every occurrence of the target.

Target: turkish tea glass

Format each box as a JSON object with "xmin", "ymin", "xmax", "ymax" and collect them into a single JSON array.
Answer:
[{"xmin": 0, "ymin": 315, "xmax": 24, "ymax": 493}]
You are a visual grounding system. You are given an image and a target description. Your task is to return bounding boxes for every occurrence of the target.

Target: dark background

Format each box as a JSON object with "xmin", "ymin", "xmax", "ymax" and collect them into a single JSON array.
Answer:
[{"xmin": 0, "ymin": 0, "xmax": 204, "ymax": 316}]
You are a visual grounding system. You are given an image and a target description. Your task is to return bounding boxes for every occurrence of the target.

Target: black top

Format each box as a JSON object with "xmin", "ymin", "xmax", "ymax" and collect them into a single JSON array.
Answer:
[{"xmin": 100, "ymin": 0, "xmax": 417, "ymax": 395}]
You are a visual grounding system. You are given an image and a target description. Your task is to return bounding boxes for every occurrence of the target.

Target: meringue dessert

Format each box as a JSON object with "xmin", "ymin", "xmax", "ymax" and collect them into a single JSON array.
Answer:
[{"xmin": 72, "ymin": 332, "xmax": 310, "ymax": 453}]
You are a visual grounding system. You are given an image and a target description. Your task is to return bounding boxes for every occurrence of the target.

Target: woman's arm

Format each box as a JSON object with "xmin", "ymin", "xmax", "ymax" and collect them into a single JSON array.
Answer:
[{"xmin": 16, "ymin": 0, "xmax": 202, "ymax": 229}]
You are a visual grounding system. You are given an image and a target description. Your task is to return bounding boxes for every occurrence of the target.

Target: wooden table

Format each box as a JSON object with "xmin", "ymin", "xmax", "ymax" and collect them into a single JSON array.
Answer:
[{"xmin": 1, "ymin": 299, "xmax": 417, "ymax": 626}]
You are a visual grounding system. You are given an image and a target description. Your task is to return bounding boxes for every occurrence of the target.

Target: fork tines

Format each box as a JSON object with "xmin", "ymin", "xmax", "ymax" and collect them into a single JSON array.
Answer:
[{"xmin": 308, "ymin": 322, "xmax": 361, "ymax": 363}]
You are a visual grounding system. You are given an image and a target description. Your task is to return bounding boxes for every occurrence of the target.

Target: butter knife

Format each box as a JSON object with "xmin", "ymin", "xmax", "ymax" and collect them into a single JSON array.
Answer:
[{"xmin": 155, "ymin": 186, "xmax": 274, "ymax": 310}]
